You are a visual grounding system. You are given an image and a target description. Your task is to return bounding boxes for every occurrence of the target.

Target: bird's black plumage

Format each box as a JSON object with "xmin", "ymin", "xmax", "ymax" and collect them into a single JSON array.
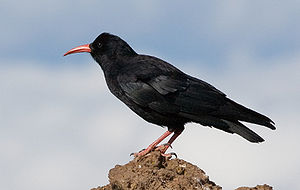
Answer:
[{"xmin": 66, "ymin": 33, "xmax": 275, "ymax": 146}]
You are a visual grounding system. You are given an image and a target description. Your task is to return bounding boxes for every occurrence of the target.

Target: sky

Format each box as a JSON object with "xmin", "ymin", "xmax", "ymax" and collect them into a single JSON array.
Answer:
[{"xmin": 1, "ymin": 0, "xmax": 300, "ymax": 189}]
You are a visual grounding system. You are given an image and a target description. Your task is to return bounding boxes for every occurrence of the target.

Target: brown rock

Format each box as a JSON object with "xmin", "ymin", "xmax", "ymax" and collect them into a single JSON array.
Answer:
[
  {"xmin": 92, "ymin": 151, "xmax": 272, "ymax": 190},
  {"xmin": 235, "ymin": 184, "xmax": 273, "ymax": 190}
]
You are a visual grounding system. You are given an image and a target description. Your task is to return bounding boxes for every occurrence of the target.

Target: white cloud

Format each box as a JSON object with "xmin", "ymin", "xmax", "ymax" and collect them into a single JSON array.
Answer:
[
  {"xmin": 1, "ymin": 0, "xmax": 300, "ymax": 189},
  {"xmin": 1, "ymin": 0, "xmax": 299, "ymax": 61},
  {"xmin": 1, "ymin": 50, "xmax": 300, "ymax": 190}
]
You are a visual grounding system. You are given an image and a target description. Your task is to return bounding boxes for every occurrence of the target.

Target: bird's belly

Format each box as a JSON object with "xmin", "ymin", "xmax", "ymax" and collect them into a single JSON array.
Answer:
[{"xmin": 124, "ymin": 101, "xmax": 187, "ymax": 128}]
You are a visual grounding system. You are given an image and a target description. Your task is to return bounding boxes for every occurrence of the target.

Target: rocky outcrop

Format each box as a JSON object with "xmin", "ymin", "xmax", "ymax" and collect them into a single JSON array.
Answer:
[{"xmin": 92, "ymin": 151, "xmax": 272, "ymax": 190}]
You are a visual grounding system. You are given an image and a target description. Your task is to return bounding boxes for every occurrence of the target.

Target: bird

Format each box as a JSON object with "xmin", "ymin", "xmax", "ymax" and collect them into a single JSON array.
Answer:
[{"xmin": 64, "ymin": 33, "xmax": 275, "ymax": 157}]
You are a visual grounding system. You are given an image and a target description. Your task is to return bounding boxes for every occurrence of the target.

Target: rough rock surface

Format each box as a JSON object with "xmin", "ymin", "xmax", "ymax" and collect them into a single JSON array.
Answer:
[
  {"xmin": 235, "ymin": 185, "xmax": 273, "ymax": 190},
  {"xmin": 92, "ymin": 151, "xmax": 272, "ymax": 190}
]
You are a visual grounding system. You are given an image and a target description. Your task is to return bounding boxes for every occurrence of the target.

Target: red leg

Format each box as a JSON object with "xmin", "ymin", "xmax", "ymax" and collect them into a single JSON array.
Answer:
[
  {"xmin": 156, "ymin": 129, "xmax": 183, "ymax": 154},
  {"xmin": 134, "ymin": 130, "xmax": 173, "ymax": 157}
]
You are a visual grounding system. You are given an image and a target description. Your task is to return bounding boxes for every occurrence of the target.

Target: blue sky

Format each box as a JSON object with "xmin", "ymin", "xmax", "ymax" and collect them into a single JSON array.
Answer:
[{"xmin": 1, "ymin": 1, "xmax": 300, "ymax": 190}]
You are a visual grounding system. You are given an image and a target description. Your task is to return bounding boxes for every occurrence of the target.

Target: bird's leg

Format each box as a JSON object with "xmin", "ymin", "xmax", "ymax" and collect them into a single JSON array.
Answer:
[
  {"xmin": 155, "ymin": 129, "xmax": 183, "ymax": 156},
  {"xmin": 132, "ymin": 130, "xmax": 173, "ymax": 157}
]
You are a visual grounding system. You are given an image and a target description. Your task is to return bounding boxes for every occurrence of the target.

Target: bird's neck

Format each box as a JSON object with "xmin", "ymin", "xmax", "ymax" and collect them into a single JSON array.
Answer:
[{"xmin": 97, "ymin": 55, "xmax": 124, "ymax": 77}]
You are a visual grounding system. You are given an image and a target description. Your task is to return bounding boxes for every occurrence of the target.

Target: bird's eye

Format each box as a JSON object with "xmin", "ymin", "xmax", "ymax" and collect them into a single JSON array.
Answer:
[{"xmin": 97, "ymin": 42, "xmax": 102, "ymax": 48}]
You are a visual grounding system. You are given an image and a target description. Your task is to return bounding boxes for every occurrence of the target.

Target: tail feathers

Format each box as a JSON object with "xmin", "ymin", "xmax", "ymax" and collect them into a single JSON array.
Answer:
[
  {"xmin": 221, "ymin": 119, "xmax": 264, "ymax": 143},
  {"xmin": 222, "ymin": 99, "xmax": 276, "ymax": 130},
  {"xmin": 179, "ymin": 112, "xmax": 265, "ymax": 143}
]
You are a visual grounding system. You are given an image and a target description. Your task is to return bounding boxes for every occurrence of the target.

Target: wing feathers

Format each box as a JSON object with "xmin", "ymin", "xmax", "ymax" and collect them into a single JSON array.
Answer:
[{"xmin": 148, "ymin": 75, "xmax": 189, "ymax": 95}]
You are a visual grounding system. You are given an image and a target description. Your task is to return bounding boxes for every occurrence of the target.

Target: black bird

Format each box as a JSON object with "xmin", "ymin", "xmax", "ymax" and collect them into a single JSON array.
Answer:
[{"xmin": 64, "ymin": 33, "xmax": 275, "ymax": 157}]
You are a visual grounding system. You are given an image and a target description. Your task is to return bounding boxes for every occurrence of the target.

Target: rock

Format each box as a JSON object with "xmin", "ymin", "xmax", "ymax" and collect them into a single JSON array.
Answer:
[
  {"xmin": 91, "ymin": 151, "xmax": 272, "ymax": 190},
  {"xmin": 235, "ymin": 184, "xmax": 273, "ymax": 190}
]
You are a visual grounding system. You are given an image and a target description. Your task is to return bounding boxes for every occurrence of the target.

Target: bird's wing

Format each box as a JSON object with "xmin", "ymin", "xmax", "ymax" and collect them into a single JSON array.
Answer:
[
  {"xmin": 146, "ymin": 75, "xmax": 190, "ymax": 95},
  {"xmin": 117, "ymin": 66, "xmax": 227, "ymax": 116},
  {"xmin": 173, "ymin": 77, "xmax": 227, "ymax": 114},
  {"xmin": 116, "ymin": 54, "xmax": 228, "ymax": 115},
  {"xmin": 117, "ymin": 74, "xmax": 187, "ymax": 114}
]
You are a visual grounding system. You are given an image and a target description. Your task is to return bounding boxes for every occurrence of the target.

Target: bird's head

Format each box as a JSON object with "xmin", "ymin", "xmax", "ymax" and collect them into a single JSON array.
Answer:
[{"xmin": 64, "ymin": 33, "xmax": 137, "ymax": 62}]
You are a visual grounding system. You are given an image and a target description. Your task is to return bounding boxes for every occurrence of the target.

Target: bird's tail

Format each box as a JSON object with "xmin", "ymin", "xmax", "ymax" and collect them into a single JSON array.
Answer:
[
  {"xmin": 179, "ymin": 112, "xmax": 266, "ymax": 143},
  {"xmin": 220, "ymin": 120, "xmax": 265, "ymax": 143},
  {"xmin": 219, "ymin": 98, "xmax": 276, "ymax": 130}
]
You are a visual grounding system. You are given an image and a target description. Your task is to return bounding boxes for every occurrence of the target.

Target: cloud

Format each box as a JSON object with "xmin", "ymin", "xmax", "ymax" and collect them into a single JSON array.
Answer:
[
  {"xmin": 1, "ymin": 0, "xmax": 300, "ymax": 189},
  {"xmin": 1, "ymin": 0, "xmax": 299, "ymax": 63},
  {"xmin": 1, "ymin": 49, "xmax": 300, "ymax": 189}
]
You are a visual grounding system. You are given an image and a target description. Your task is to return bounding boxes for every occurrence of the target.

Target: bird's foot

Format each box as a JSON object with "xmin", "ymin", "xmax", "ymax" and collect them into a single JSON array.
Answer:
[
  {"xmin": 130, "ymin": 150, "xmax": 150, "ymax": 157},
  {"xmin": 130, "ymin": 148, "xmax": 152, "ymax": 157},
  {"xmin": 130, "ymin": 143, "xmax": 176, "ymax": 159},
  {"xmin": 154, "ymin": 143, "xmax": 172, "ymax": 152},
  {"xmin": 130, "ymin": 149, "xmax": 177, "ymax": 159},
  {"xmin": 161, "ymin": 152, "xmax": 177, "ymax": 159},
  {"xmin": 155, "ymin": 143, "xmax": 177, "ymax": 159}
]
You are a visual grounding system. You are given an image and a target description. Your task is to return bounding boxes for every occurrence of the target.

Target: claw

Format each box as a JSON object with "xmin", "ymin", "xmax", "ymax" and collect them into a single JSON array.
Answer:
[
  {"xmin": 161, "ymin": 152, "xmax": 177, "ymax": 159},
  {"xmin": 130, "ymin": 148, "xmax": 146, "ymax": 157},
  {"xmin": 170, "ymin": 152, "xmax": 177, "ymax": 158}
]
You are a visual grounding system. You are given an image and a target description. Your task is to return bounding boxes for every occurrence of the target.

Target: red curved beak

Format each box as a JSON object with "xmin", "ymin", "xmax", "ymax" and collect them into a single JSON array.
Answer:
[{"xmin": 64, "ymin": 44, "xmax": 91, "ymax": 56}]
